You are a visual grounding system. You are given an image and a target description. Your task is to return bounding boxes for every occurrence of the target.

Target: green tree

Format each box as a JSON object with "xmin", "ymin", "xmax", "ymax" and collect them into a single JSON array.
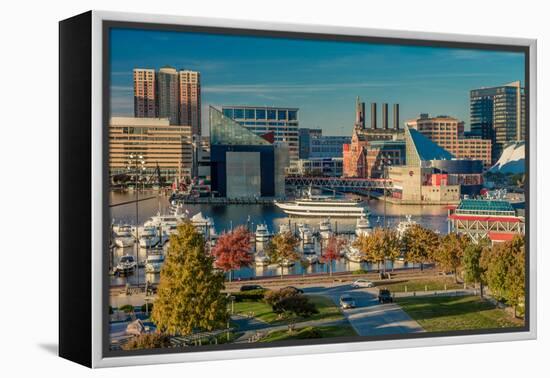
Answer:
[
  {"xmin": 481, "ymin": 235, "xmax": 525, "ymax": 317},
  {"xmin": 436, "ymin": 233, "xmax": 469, "ymax": 282},
  {"xmin": 462, "ymin": 238, "xmax": 489, "ymax": 296},
  {"xmin": 402, "ymin": 224, "xmax": 440, "ymax": 271},
  {"xmin": 152, "ymin": 222, "xmax": 229, "ymax": 335},
  {"xmin": 265, "ymin": 231, "xmax": 300, "ymax": 279}
]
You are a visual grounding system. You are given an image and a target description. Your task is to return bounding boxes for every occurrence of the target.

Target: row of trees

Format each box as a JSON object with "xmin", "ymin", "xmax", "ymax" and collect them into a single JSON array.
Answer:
[
  {"xmin": 351, "ymin": 224, "xmax": 525, "ymax": 316},
  {"xmin": 151, "ymin": 221, "xmax": 525, "ymax": 339}
]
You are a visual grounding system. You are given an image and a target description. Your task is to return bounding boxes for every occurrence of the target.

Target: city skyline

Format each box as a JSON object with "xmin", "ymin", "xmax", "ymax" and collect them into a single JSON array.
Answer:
[{"xmin": 110, "ymin": 28, "xmax": 525, "ymax": 135}]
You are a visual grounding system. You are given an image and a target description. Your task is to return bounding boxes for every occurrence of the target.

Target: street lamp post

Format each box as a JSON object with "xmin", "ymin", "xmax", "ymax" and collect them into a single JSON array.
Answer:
[
  {"xmin": 378, "ymin": 154, "xmax": 391, "ymax": 229},
  {"xmin": 128, "ymin": 153, "xmax": 146, "ymax": 290}
]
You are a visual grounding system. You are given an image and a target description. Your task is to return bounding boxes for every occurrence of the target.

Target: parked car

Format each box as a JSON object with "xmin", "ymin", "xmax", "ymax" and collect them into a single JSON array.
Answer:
[
  {"xmin": 282, "ymin": 286, "xmax": 304, "ymax": 294},
  {"xmin": 378, "ymin": 288, "xmax": 393, "ymax": 303},
  {"xmin": 240, "ymin": 284, "xmax": 264, "ymax": 292},
  {"xmin": 339, "ymin": 294, "xmax": 356, "ymax": 309},
  {"xmin": 351, "ymin": 279, "xmax": 375, "ymax": 288}
]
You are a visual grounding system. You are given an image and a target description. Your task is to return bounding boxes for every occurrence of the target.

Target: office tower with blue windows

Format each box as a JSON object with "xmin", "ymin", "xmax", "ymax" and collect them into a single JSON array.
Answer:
[
  {"xmin": 470, "ymin": 81, "xmax": 525, "ymax": 162},
  {"xmin": 221, "ymin": 106, "xmax": 299, "ymax": 165}
]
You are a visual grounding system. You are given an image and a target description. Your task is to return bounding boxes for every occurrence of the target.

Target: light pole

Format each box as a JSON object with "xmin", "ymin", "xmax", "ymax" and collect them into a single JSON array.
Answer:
[
  {"xmin": 378, "ymin": 154, "xmax": 391, "ymax": 229},
  {"xmin": 128, "ymin": 153, "xmax": 146, "ymax": 289}
]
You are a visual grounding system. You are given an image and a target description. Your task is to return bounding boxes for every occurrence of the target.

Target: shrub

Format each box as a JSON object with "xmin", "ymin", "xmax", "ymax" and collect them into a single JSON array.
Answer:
[
  {"xmin": 352, "ymin": 269, "xmax": 368, "ymax": 275},
  {"xmin": 141, "ymin": 303, "xmax": 153, "ymax": 313},
  {"xmin": 264, "ymin": 287, "xmax": 299, "ymax": 307},
  {"xmin": 232, "ymin": 289, "xmax": 266, "ymax": 302},
  {"xmin": 122, "ymin": 332, "xmax": 171, "ymax": 350},
  {"xmin": 109, "ymin": 306, "xmax": 114, "ymax": 315},
  {"xmin": 295, "ymin": 326, "xmax": 323, "ymax": 339},
  {"xmin": 273, "ymin": 295, "xmax": 319, "ymax": 317},
  {"xmin": 119, "ymin": 304, "xmax": 135, "ymax": 313}
]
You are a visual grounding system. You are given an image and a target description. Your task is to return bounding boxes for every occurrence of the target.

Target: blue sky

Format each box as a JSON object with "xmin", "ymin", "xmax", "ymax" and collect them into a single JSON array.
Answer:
[{"xmin": 110, "ymin": 28, "xmax": 525, "ymax": 135}]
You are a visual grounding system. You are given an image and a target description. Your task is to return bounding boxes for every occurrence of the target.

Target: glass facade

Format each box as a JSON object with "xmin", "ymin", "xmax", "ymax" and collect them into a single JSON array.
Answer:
[
  {"xmin": 470, "ymin": 82, "xmax": 525, "ymax": 162},
  {"xmin": 220, "ymin": 106, "xmax": 300, "ymax": 164},
  {"xmin": 209, "ymin": 107, "xmax": 271, "ymax": 146}
]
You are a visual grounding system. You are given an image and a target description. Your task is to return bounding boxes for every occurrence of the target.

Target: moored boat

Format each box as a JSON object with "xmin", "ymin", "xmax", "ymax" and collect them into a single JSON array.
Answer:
[{"xmin": 355, "ymin": 215, "xmax": 372, "ymax": 238}]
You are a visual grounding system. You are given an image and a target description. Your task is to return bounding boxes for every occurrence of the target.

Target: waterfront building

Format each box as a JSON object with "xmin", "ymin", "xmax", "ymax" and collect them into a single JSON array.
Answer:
[
  {"xmin": 178, "ymin": 70, "xmax": 201, "ymax": 135},
  {"xmin": 310, "ymin": 135, "xmax": 351, "ymax": 158},
  {"xmin": 406, "ymin": 114, "xmax": 492, "ymax": 169},
  {"xmin": 299, "ymin": 128, "xmax": 322, "ymax": 159},
  {"xmin": 470, "ymin": 81, "xmax": 525, "ymax": 162},
  {"xmin": 388, "ymin": 127, "xmax": 483, "ymax": 203},
  {"xmin": 343, "ymin": 97, "xmax": 404, "ymax": 178},
  {"xmin": 109, "ymin": 117, "xmax": 193, "ymax": 182},
  {"xmin": 133, "ymin": 68, "xmax": 156, "ymax": 118},
  {"xmin": 157, "ymin": 66, "xmax": 179, "ymax": 125},
  {"xmin": 447, "ymin": 199, "xmax": 525, "ymax": 243},
  {"xmin": 289, "ymin": 157, "xmax": 343, "ymax": 177},
  {"xmin": 221, "ymin": 106, "xmax": 299, "ymax": 164},
  {"xmin": 365, "ymin": 140, "xmax": 406, "ymax": 178},
  {"xmin": 209, "ymin": 107, "xmax": 286, "ymax": 198}
]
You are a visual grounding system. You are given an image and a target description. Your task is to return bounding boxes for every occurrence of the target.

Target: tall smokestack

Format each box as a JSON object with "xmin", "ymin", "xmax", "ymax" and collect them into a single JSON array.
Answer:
[
  {"xmin": 382, "ymin": 103, "xmax": 389, "ymax": 129},
  {"xmin": 393, "ymin": 104, "xmax": 400, "ymax": 129},
  {"xmin": 371, "ymin": 103, "xmax": 377, "ymax": 129},
  {"xmin": 355, "ymin": 96, "xmax": 365, "ymax": 129}
]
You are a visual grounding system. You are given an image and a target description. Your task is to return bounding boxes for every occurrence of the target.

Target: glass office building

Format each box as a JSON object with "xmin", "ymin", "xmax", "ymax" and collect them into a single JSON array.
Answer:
[
  {"xmin": 470, "ymin": 81, "xmax": 525, "ymax": 162},
  {"xmin": 221, "ymin": 106, "xmax": 299, "ymax": 164}
]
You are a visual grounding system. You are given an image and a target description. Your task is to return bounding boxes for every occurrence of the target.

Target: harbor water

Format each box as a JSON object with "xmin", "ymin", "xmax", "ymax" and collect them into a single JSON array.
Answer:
[{"xmin": 109, "ymin": 191, "xmax": 449, "ymax": 285}]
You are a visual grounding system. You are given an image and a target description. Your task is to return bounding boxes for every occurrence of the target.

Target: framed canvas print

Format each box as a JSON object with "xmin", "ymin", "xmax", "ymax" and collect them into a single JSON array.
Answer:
[{"xmin": 59, "ymin": 10, "xmax": 537, "ymax": 368}]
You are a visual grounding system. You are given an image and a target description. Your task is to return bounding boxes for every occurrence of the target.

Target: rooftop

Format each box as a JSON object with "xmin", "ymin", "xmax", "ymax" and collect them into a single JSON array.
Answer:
[
  {"xmin": 458, "ymin": 199, "xmax": 514, "ymax": 212},
  {"xmin": 407, "ymin": 127, "xmax": 455, "ymax": 161}
]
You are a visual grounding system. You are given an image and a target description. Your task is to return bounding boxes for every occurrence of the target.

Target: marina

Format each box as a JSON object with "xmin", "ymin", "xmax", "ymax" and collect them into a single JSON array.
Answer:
[{"xmin": 109, "ymin": 190, "xmax": 449, "ymax": 285}]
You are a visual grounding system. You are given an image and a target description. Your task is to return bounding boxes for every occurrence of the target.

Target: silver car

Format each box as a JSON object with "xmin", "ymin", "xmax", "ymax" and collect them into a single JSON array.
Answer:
[{"xmin": 339, "ymin": 294, "xmax": 356, "ymax": 309}]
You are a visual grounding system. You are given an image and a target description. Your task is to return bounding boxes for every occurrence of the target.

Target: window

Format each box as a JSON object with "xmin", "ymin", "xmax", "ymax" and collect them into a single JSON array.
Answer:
[
  {"xmin": 233, "ymin": 108, "xmax": 244, "ymax": 119},
  {"xmin": 267, "ymin": 109, "xmax": 276, "ymax": 119},
  {"xmin": 278, "ymin": 110, "xmax": 287, "ymax": 120},
  {"xmin": 222, "ymin": 108, "xmax": 233, "ymax": 119},
  {"xmin": 245, "ymin": 109, "xmax": 255, "ymax": 119},
  {"xmin": 256, "ymin": 109, "xmax": 266, "ymax": 119},
  {"xmin": 288, "ymin": 110, "xmax": 297, "ymax": 120}
]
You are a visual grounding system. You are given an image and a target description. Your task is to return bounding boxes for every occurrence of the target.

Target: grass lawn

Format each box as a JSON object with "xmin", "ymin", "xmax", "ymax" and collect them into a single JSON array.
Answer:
[
  {"xmin": 397, "ymin": 295, "xmax": 524, "ymax": 332},
  {"xmin": 378, "ymin": 277, "xmax": 462, "ymax": 292},
  {"xmin": 233, "ymin": 295, "xmax": 343, "ymax": 325},
  {"xmin": 261, "ymin": 325, "xmax": 357, "ymax": 342}
]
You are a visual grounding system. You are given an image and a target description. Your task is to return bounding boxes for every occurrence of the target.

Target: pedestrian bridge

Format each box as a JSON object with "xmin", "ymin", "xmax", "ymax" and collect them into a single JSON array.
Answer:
[{"xmin": 285, "ymin": 176, "xmax": 393, "ymax": 190}]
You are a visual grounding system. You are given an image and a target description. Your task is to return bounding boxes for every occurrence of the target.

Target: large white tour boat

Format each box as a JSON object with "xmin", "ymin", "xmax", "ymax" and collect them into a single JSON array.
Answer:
[{"xmin": 275, "ymin": 188, "xmax": 368, "ymax": 218}]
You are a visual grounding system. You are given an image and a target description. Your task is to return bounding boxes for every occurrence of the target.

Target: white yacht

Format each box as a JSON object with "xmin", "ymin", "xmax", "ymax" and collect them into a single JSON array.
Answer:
[
  {"xmin": 113, "ymin": 225, "xmax": 135, "ymax": 248},
  {"xmin": 297, "ymin": 223, "xmax": 313, "ymax": 243},
  {"xmin": 114, "ymin": 255, "xmax": 137, "ymax": 275},
  {"xmin": 144, "ymin": 211, "xmax": 188, "ymax": 235},
  {"xmin": 144, "ymin": 254, "xmax": 165, "ymax": 274},
  {"xmin": 303, "ymin": 247, "xmax": 319, "ymax": 264},
  {"xmin": 275, "ymin": 188, "xmax": 368, "ymax": 218},
  {"xmin": 344, "ymin": 245, "xmax": 363, "ymax": 263},
  {"xmin": 278, "ymin": 223, "xmax": 291, "ymax": 235},
  {"xmin": 255, "ymin": 223, "xmax": 271, "ymax": 243},
  {"xmin": 254, "ymin": 253, "xmax": 270, "ymax": 266},
  {"xmin": 139, "ymin": 231, "xmax": 169, "ymax": 248},
  {"xmin": 355, "ymin": 215, "xmax": 372, "ymax": 238},
  {"xmin": 190, "ymin": 212, "xmax": 217, "ymax": 239},
  {"xmin": 396, "ymin": 215, "xmax": 417, "ymax": 239},
  {"xmin": 319, "ymin": 218, "xmax": 333, "ymax": 239}
]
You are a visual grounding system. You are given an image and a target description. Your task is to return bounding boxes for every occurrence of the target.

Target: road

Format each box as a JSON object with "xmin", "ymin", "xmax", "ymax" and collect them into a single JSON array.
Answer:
[{"xmin": 303, "ymin": 284, "xmax": 424, "ymax": 336}]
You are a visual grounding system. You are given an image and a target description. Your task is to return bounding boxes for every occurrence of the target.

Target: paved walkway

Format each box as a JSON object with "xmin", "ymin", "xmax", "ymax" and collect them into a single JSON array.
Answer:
[
  {"xmin": 303, "ymin": 285, "xmax": 424, "ymax": 336},
  {"xmin": 231, "ymin": 314, "xmax": 348, "ymax": 343}
]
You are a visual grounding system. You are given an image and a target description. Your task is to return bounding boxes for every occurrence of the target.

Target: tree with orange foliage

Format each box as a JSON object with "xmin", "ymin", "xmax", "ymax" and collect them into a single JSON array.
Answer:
[
  {"xmin": 211, "ymin": 226, "xmax": 253, "ymax": 281},
  {"xmin": 321, "ymin": 236, "xmax": 346, "ymax": 276}
]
